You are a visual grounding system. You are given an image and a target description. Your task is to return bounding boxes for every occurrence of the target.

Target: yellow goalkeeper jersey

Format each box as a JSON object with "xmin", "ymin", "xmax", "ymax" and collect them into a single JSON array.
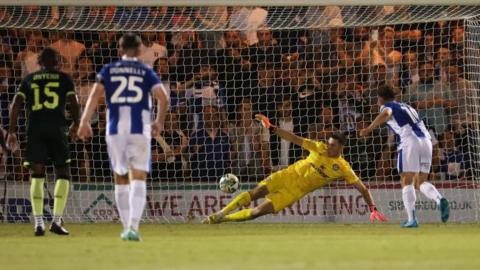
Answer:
[{"xmin": 290, "ymin": 139, "xmax": 360, "ymax": 193}]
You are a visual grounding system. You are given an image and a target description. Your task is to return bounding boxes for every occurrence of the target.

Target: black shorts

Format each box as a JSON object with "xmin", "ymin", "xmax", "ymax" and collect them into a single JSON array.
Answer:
[{"xmin": 25, "ymin": 125, "xmax": 70, "ymax": 167}]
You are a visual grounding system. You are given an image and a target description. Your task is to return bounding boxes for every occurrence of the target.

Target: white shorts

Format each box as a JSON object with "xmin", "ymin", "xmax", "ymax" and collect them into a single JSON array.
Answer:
[
  {"xmin": 106, "ymin": 134, "xmax": 151, "ymax": 175},
  {"xmin": 397, "ymin": 137, "xmax": 432, "ymax": 174}
]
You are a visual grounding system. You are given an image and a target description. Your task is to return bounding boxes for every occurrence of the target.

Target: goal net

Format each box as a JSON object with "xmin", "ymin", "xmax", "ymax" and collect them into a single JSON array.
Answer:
[{"xmin": 1, "ymin": 4, "xmax": 480, "ymax": 223}]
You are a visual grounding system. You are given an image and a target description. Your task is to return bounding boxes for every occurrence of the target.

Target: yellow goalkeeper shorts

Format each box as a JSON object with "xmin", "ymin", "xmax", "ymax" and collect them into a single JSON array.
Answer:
[{"xmin": 259, "ymin": 166, "xmax": 305, "ymax": 213}]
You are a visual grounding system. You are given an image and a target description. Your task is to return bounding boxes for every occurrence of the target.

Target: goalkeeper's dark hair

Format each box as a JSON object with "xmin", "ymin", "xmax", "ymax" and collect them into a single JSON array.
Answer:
[
  {"xmin": 377, "ymin": 84, "xmax": 396, "ymax": 101},
  {"xmin": 38, "ymin": 47, "xmax": 59, "ymax": 69},
  {"xmin": 330, "ymin": 133, "xmax": 347, "ymax": 146},
  {"xmin": 119, "ymin": 33, "xmax": 142, "ymax": 51}
]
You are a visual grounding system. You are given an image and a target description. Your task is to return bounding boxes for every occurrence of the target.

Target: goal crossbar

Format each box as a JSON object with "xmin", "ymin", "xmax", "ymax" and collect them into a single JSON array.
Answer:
[
  {"xmin": 1, "ymin": 5, "xmax": 480, "ymax": 31},
  {"xmin": 8, "ymin": 0, "xmax": 480, "ymax": 7}
]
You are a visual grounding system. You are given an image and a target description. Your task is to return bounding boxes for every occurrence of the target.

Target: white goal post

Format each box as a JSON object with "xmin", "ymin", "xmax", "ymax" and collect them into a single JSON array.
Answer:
[{"xmin": 0, "ymin": 2, "xmax": 479, "ymax": 224}]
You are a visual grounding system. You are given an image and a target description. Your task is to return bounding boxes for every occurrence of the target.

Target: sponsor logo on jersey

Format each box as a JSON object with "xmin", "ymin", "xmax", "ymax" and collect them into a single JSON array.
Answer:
[{"xmin": 310, "ymin": 163, "xmax": 329, "ymax": 179}]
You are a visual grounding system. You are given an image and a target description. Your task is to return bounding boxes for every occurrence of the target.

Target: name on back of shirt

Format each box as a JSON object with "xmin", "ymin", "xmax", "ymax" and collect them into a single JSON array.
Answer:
[
  {"xmin": 109, "ymin": 67, "xmax": 146, "ymax": 76},
  {"xmin": 33, "ymin": 73, "xmax": 60, "ymax": 80}
]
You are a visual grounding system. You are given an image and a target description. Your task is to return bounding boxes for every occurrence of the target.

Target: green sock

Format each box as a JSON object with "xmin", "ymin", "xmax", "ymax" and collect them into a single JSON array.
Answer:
[
  {"xmin": 221, "ymin": 192, "xmax": 252, "ymax": 215},
  {"xmin": 30, "ymin": 178, "xmax": 45, "ymax": 217},
  {"xmin": 53, "ymin": 179, "xmax": 70, "ymax": 223},
  {"xmin": 223, "ymin": 209, "xmax": 253, "ymax": 222}
]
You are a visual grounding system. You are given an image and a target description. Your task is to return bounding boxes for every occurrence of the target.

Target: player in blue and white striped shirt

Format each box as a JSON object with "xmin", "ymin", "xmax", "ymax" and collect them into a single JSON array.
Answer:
[
  {"xmin": 78, "ymin": 33, "xmax": 169, "ymax": 240},
  {"xmin": 360, "ymin": 85, "xmax": 449, "ymax": 227}
]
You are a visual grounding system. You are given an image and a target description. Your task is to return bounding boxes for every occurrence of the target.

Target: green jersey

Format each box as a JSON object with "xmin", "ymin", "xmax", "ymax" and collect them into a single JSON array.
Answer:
[{"xmin": 17, "ymin": 69, "xmax": 75, "ymax": 129}]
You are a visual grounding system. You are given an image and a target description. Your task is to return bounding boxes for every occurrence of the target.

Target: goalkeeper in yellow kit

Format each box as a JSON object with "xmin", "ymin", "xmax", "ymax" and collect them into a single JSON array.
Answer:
[{"xmin": 203, "ymin": 114, "xmax": 387, "ymax": 224}]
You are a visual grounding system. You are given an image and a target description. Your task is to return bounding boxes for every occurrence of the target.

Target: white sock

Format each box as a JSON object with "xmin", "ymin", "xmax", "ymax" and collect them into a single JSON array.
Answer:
[
  {"xmin": 53, "ymin": 215, "xmax": 62, "ymax": 224},
  {"xmin": 115, "ymin": 184, "xmax": 130, "ymax": 231},
  {"xmin": 420, "ymin": 182, "xmax": 442, "ymax": 205},
  {"xmin": 34, "ymin": 216, "xmax": 44, "ymax": 228},
  {"xmin": 128, "ymin": 180, "xmax": 147, "ymax": 232},
  {"xmin": 402, "ymin": 185, "xmax": 417, "ymax": 222}
]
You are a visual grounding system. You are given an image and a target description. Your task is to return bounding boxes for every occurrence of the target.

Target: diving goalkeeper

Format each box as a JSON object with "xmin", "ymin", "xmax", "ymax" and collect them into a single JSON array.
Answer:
[{"xmin": 203, "ymin": 114, "xmax": 387, "ymax": 224}]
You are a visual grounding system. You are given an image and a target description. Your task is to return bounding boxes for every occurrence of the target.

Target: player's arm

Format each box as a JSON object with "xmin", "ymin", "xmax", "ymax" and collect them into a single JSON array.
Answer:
[
  {"xmin": 6, "ymin": 93, "xmax": 24, "ymax": 151},
  {"xmin": 343, "ymin": 166, "xmax": 387, "ymax": 222},
  {"xmin": 351, "ymin": 180, "xmax": 388, "ymax": 222},
  {"xmin": 81, "ymin": 82, "xmax": 104, "ymax": 124},
  {"xmin": 77, "ymin": 82, "xmax": 104, "ymax": 140},
  {"xmin": 351, "ymin": 181, "xmax": 376, "ymax": 210},
  {"xmin": 274, "ymin": 126, "xmax": 304, "ymax": 147},
  {"xmin": 254, "ymin": 114, "xmax": 304, "ymax": 147},
  {"xmin": 151, "ymin": 83, "xmax": 169, "ymax": 137},
  {"xmin": 8, "ymin": 94, "xmax": 24, "ymax": 135},
  {"xmin": 359, "ymin": 108, "xmax": 392, "ymax": 137}
]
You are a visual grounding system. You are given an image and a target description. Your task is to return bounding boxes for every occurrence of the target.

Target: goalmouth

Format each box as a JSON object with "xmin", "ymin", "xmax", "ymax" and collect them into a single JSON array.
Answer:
[{"xmin": 0, "ymin": 1, "xmax": 479, "ymax": 224}]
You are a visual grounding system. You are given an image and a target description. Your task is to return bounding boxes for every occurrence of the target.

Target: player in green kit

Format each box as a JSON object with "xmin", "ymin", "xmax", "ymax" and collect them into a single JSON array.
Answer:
[{"xmin": 6, "ymin": 47, "xmax": 80, "ymax": 236}]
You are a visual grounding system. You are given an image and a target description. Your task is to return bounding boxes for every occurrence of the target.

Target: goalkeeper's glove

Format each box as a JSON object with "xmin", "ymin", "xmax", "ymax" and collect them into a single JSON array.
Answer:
[
  {"xmin": 369, "ymin": 206, "xmax": 388, "ymax": 222},
  {"xmin": 255, "ymin": 114, "xmax": 277, "ymax": 133}
]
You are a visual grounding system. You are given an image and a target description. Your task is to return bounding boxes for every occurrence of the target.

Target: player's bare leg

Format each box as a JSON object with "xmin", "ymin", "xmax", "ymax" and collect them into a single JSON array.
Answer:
[
  {"xmin": 222, "ymin": 200, "xmax": 275, "ymax": 223},
  {"xmin": 30, "ymin": 163, "xmax": 46, "ymax": 236},
  {"xmin": 401, "ymin": 172, "xmax": 418, "ymax": 228},
  {"xmin": 415, "ymin": 172, "xmax": 449, "ymax": 222},
  {"xmin": 49, "ymin": 165, "xmax": 70, "ymax": 235},
  {"xmin": 123, "ymin": 169, "xmax": 147, "ymax": 241},
  {"xmin": 114, "ymin": 173, "xmax": 130, "ymax": 239},
  {"xmin": 203, "ymin": 183, "xmax": 269, "ymax": 224}
]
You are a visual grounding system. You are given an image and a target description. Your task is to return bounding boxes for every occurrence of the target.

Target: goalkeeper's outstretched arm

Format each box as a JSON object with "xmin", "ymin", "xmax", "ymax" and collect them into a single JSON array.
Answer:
[
  {"xmin": 352, "ymin": 181, "xmax": 388, "ymax": 222},
  {"xmin": 255, "ymin": 114, "xmax": 304, "ymax": 147},
  {"xmin": 352, "ymin": 181, "xmax": 376, "ymax": 209},
  {"xmin": 272, "ymin": 126, "xmax": 304, "ymax": 147}
]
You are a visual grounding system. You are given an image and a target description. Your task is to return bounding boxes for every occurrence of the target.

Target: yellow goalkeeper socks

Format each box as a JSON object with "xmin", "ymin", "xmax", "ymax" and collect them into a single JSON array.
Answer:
[
  {"xmin": 30, "ymin": 178, "xmax": 45, "ymax": 226},
  {"xmin": 221, "ymin": 191, "xmax": 252, "ymax": 215},
  {"xmin": 53, "ymin": 179, "xmax": 70, "ymax": 224},
  {"xmin": 223, "ymin": 209, "xmax": 253, "ymax": 222}
]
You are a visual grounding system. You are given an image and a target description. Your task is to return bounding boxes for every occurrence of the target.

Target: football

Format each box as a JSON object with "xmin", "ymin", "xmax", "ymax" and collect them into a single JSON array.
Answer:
[{"xmin": 219, "ymin": 173, "xmax": 240, "ymax": 194}]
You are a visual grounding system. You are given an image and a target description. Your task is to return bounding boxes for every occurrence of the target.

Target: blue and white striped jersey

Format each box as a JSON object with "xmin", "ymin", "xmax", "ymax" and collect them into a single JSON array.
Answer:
[
  {"xmin": 97, "ymin": 56, "xmax": 162, "ymax": 136},
  {"xmin": 380, "ymin": 101, "xmax": 431, "ymax": 144}
]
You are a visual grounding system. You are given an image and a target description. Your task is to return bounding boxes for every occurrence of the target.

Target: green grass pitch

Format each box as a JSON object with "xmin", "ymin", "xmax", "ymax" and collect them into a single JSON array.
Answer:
[{"xmin": 1, "ymin": 223, "xmax": 480, "ymax": 270}]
